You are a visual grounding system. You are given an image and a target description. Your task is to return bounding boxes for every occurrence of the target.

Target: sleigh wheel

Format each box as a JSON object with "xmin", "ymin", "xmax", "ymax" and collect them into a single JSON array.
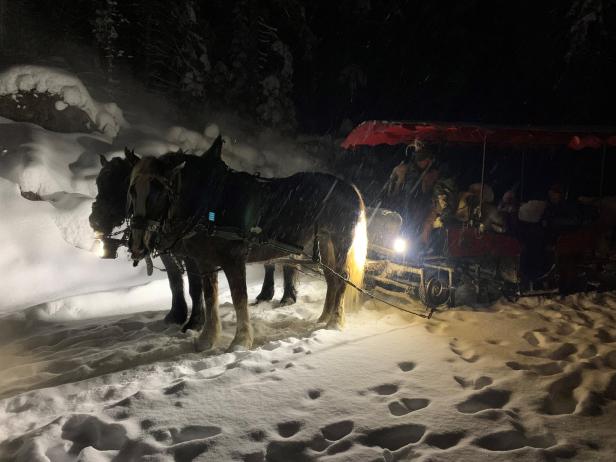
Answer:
[{"xmin": 420, "ymin": 277, "xmax": 450, "ymax": 308}]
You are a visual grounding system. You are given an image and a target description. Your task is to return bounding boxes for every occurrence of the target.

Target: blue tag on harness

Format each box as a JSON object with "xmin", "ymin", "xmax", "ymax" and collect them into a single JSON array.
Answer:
[{"xmin": 208, "ymin": 211, "xmax": 216, "ymax": 222}]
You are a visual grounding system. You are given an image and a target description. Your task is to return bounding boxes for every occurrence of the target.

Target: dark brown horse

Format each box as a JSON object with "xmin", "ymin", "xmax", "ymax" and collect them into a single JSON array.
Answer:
[
  {"xmin": 89, "ymin": 149, "xmax": 299, "ymax": 332},
  {"xmin": 89, "ymin": 151, "xmax": 202, "ymax": 326},
  {"xmin": 127, "ymin": 136, "xmax": 367, "ymax": 351}
]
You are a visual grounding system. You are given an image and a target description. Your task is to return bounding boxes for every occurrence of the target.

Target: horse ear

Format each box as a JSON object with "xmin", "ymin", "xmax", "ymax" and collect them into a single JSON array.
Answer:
[
  {"xmin": 99, "ymin": 154, "xmax": 108, "ymax": 167},
  {"xmin": 124, "ymin": 147, "xmax": 140, "ymax": 166},
  {"xmin": 170, "ymin": 161, "xmax": 186, "ymax": 177},
  {"xmin": 202, "ymin": 135, "xmax": 223, "ymax": 159}
]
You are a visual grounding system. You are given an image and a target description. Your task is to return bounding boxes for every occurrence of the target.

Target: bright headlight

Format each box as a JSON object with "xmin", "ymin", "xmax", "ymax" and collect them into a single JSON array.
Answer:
[
  {"xmin": 93, "ymin": 238, "xmax": 106, "ymax": 258},
  {"xmin": 393, "ymin": 237, "xmax": 407, "ymax": 253}
]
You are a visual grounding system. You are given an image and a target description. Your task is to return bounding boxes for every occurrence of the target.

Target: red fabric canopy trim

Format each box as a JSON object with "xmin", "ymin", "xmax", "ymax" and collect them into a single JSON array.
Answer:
[{"xmin": 341, "ymin": 121, "xmax": 616, "ymax": 150}]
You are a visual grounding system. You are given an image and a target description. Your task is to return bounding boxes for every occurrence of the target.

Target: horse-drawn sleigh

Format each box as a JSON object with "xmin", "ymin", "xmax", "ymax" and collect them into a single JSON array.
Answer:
[
  {"xmin": 342, "ymin": 121, "xmax": 616, "ymax": 310},
  {"xmin": 89, "ymin": 121, "xmax": 616, "ymax": 345}
]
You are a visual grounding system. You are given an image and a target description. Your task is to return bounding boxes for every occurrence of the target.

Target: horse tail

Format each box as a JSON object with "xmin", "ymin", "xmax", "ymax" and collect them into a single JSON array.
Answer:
[{"xmin": 345, "ymin": 190, "xmax": 367, "ymax": 310}]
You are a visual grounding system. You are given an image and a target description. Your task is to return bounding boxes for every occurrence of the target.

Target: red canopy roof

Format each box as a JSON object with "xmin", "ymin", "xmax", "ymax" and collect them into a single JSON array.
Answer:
[{"xmin": 340, "ymin": 121, "xmax": 616, "ymax": 151}]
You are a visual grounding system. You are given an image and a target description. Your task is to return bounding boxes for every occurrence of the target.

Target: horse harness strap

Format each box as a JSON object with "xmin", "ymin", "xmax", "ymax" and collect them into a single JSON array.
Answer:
[
  {"xmin": 144, "ymin": 164, "xmax": 303, "ymax": 256},
  {"xmin": 130, "ymin": 171, "xmax": 181, "ymax": 235}
]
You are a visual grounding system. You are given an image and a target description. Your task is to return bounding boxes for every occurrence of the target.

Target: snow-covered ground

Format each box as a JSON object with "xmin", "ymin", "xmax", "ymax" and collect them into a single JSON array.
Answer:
[
  {"xmin": 1, "ymin": 65, "xmax": 616, "ymax": 462},
  {"xmin": 2, "ymin": 274, "xmax": 616, "ymax": 462}
]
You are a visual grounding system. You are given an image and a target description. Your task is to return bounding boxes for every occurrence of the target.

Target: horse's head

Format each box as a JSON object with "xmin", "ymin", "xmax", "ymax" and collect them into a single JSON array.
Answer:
[
  {"xmin": 128, "ymin": 155, "xmax": 185, "ymax": 260},
  {"xmin": 127, "ymin": 135, "xmax": 224, "ymax": 260},
  {"xmin": 89, "ymin": 150, "xmax": 134, "ymax": 235}
]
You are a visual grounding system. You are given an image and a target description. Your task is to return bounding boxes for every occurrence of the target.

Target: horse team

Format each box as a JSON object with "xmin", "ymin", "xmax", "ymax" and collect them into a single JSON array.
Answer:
[{"xmin": 90, "ymin": 136, "xmax": 367, "ymax": 351}]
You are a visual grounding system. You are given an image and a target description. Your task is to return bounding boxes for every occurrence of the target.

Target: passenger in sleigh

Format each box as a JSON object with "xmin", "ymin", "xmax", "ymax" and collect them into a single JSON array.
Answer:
[
  {"xmin": 541, "ymin": 183, "xmax": 591, "ymax": 234},
  {"xmin": 516, "ymin": 183, "xmax": 589, "ymax": 291},
  {"xmin": 385, "ymin": 141, "xmax": 457, "ymax": 255},
  {"xmin": 454, "ymin": 183, "xmax": 507, "ymax": 233}
]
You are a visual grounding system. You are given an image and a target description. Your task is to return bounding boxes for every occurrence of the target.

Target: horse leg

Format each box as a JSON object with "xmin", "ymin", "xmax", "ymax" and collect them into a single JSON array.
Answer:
[
  {"xmin": 182, "ymin": 258, "xmax": 205, "ymax": 332},
  {"xmin": 325, "ymin": 238, "xmax": 354, "ymax": 329},
  {"xmin": 255, "ymin": 264, "xmax": 275, "ymax": 303},
  {"xmin": 161, "ymin": 254, "xmax": 188, "ymax": 325},
  {"xmin": 196, "ymin": 269, "xmax": 220, "ymax": 351},
  {"xmin": 222, "ymin": 262, "xmax": 253, "ymax": 351},
  {"xmin": 279, "ymin": 264, "xmax": 298, "ymax": 306},
  {"xmin": 317, "ymin": 238, "xmax": 336, "ymax": 324}
]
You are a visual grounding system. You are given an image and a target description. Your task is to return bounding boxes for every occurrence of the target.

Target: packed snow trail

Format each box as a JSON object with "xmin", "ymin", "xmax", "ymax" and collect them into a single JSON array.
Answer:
[{"xmin": 1, "ymin": 270, "xmax": 616, "ymax": 461}]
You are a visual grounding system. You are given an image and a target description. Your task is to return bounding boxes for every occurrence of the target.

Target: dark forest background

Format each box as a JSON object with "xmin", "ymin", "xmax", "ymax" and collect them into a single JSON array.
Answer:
[{"xmin": 0, "ymin": 0, "xmax": 615, "ymax": 135}]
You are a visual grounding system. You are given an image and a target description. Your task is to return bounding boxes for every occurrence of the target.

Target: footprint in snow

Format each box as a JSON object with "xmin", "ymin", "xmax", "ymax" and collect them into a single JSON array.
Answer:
[
  {"xmin": 522, "ymin": 331, "xmax": 541, "ymax": 347},
  {"xmin": 456, "ymin": 388, "xmax": 511, "ymax": 414},
  {"xmin": 454, "ymin": 376, "xmax": 493, "ymax": 390},
  {"xmin": 321, "ymin": 420, "xmax": 354, "ymax": 441},
  {"xmin": 579, "ymin": 344, "xmax": 598, "ymax": 359},
  {"xmin": 163, "ymin": 380, "xmax": 188, "ymax": 396},
  {"xmin": 597, "ymin": 328, "xmax": 616, "ymax": 343},
  {"xmin": 370, "ymin": 383, "xmax": 399, "ymax": 395},
  {"xmin": 449, "ymin": 340, "xmax": 480, "ymax": 363},
  {"xmin": 170, "ymin": 425, "xmax": 221, "ymax": 443},
  {"xmin": 61, "ymin": 414, "xmax": 128, "ymax": 453},
  {"xmin": 398, "ymin": 361, "xmax": 416, "ymax": 372},
  {"xmin": 425, "ymin": 431, "xmax": 466, "ymax": 449},
  {"xmin": 539, "ymin": 371, "xmax": 582, "ymax": 415},
  {"xmin": 277, "ymin": 421, "xmax": 302, "ymax": 438},
  {"xmin": 548, "ymin": 343, "xmax": 578, "ymax": 361},
  {"xmin": 388, "ymin": 398, "xmax": 430, "ymax": 416},
  {"xmin": 473, "ymin": 429, "xmax": 556, "ymax": 451},
  {"xmin": 360, "ymin": 423, "xmax": 426, "ymax": 451},
  {"xmin": 604, "ymin": 350, "xmax": 616, "ymax": 369},
  {"xmin": 555, "ymin": 323, "xmax": 575, "ymax": 336},
  {"xmin": 505, "ymin": 361, "xmax": 563, "ymax": 376}
]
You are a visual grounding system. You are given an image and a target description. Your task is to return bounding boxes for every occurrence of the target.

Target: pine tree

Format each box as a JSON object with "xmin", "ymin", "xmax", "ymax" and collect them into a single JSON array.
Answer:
[{"xmin": 91, "ymin": 0, "xmax": 127, "ymax": 86}]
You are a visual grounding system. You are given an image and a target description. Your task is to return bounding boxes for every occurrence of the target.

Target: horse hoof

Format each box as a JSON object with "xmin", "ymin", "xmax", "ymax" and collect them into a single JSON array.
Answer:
[
  {"xmin": 278, "ymin": 297, "xmax": 296, "ymax": 307},
  {"xmin": 195, "ymin": 340, "xmax": 215, "ymax": 352},
  {"xmin": 182, "ymin": 321, "xmax": 203, "ymax": 333},
  {"xmin": 195, "ymin": 329, "xmax": 221, "ymax": 351},
  {"xmin": 164, "ymin": 312, "xmax": 187, "ymax": 325},
  {"xmin": 255, "ymin": 292, "xmax": 274, "ymax": 303},
  {"xmin": 317, "ymin": 313, "xmax": 331, "ymax": 324},
  {"xmin": 326, "ymin": 319, "xmax": 344, "ymax": 330},
  {"xmin": 226, "ymin": 343, "xmax": 249, "ymax": 353},
  {"xmin": 227, "ymin": 336, "xmax": 253, "ymax": 352}
]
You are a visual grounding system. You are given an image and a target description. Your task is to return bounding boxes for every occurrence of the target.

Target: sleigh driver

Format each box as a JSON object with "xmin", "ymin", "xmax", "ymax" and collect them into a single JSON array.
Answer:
[{"xmin": 385, "ymin": 141, "xmax": 457, "ymax": 256}]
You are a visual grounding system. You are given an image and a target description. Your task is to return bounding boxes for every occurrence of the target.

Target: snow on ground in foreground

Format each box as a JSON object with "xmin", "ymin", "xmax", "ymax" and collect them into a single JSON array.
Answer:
[{"xmin": 1, "ymin": 267, "xmax": 616, "ymax": 461}]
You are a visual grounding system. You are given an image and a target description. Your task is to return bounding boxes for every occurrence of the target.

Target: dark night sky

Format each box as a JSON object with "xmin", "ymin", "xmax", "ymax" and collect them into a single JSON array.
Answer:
[
  {"xmin": 1, "ymin": 1, "xmax": 614, "ymax": 133},
  {"xmin": 294, "ymin": 1, "xmax": 615, "ymax": 132}
]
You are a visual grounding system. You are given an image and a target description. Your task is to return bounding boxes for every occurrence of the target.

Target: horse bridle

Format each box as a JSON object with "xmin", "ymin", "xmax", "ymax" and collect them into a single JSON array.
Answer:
[{"xmin": 128, "ymin": 171, "xmax": 181, "ymax": 250}]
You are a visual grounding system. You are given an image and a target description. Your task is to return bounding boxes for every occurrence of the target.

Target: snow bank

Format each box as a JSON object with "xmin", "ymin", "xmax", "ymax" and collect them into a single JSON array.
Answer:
[
  {"xmin": 164, "ymin": 123, "xmax": 322, "ymax": 178},
  {"xmin": 0, "ymin": 177, "xmax": 157, "ymax": 312},
  {"xmin": 0, "ymin": 65, "xmax": 127, "ymax": 138}
]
